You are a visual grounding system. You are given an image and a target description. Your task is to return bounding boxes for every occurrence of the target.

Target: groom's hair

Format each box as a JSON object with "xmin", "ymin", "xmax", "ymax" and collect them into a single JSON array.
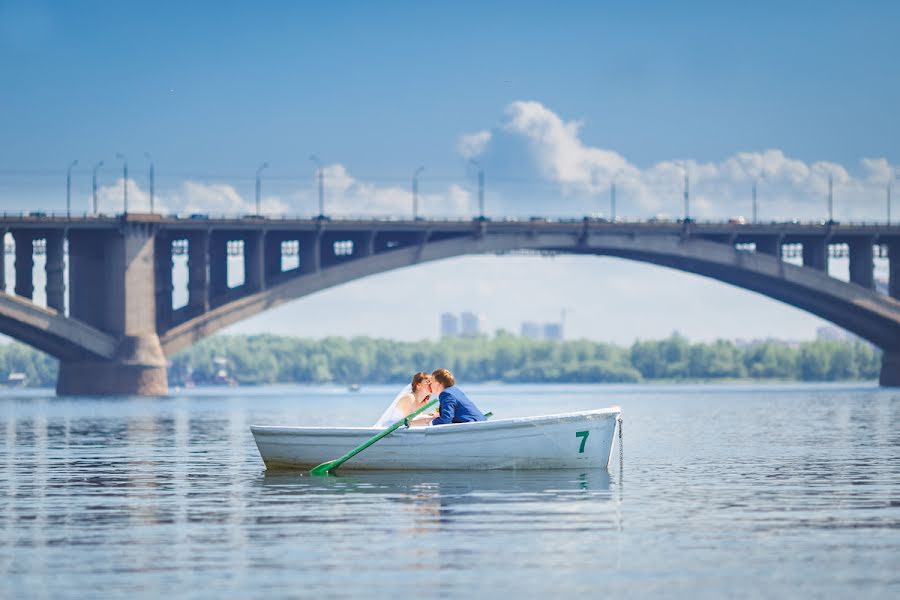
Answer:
[{"xmin": 431, "ymin": 369, "xmax": 455, "ymax": 388}]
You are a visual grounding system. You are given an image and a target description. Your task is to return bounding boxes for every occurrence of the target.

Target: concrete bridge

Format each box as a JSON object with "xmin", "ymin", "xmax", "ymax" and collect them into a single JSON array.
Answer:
[{"xmin": 1, "ymin": 214, "xmax": 899, "ymax": 394}]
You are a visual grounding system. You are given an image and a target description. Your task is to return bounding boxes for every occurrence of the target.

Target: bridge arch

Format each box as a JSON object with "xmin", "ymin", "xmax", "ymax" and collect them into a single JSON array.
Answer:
[
  {"xmin": 159, "ymin": 231, "xmax": 900, "ymax": 368},
  {"xmin": 0, "ymin": 292, "xmax": 117, "ymax": 361}
]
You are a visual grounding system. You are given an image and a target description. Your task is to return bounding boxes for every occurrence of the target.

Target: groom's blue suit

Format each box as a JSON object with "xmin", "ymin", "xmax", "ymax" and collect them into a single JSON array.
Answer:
[{"xmin": 431, "ymin": 386, "xmax": 486, "ymax": 425}]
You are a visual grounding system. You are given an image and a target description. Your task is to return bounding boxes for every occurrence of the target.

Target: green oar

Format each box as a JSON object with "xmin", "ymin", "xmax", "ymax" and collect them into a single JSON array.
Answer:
[{"xmin": 311, "ymin": 397, "xmax": 439, "ymax": 476}]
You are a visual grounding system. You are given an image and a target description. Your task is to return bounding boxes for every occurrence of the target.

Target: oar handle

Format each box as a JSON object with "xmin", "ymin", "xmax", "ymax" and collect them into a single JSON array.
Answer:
[{"xmin": 311, "ymin": 397, "xmax": 439, "ymax": 476}]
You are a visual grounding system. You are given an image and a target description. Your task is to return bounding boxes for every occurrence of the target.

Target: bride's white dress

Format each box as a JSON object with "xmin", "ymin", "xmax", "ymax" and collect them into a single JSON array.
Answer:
[{"xmin": 372, "ymin": 384, "xmax": 414, "ymax": 428}]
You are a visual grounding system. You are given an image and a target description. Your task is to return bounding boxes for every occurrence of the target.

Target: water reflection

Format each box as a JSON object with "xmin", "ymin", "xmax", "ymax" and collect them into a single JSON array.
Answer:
[{"xmin": 1, "ymin": 384, "xmax": 898, "ymax": 599}]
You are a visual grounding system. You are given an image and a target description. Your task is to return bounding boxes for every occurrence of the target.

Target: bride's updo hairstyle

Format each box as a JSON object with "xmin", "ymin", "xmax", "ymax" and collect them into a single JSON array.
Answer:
[{"xmin": 411, "ymin": 372, "xmax": 430, "ymax": 390}]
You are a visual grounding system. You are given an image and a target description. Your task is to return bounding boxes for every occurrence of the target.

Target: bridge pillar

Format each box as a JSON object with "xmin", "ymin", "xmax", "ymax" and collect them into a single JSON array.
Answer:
[
  {"xmin": 209, "ymin": 232, "xmax": 229, "ymax": 299},
  {"xmin": 244, "ymin": 231, "xmax": 264, "ymax": 293},
  {"xmin": 889, "ymin": 241, "xmax": 900, "ymax": 301},
  {"xmin": 802, "ymin": 239, "xmax": 828, "ymax": 271},
  {"xmin": 299, "ymin": 231, "xmax": 320, "ymax": 274},
  {"xmin": 45, "ymin": 231, "xmax": 66, "ymax": 312},
  {"xmin": 187, "ymin": 231, "xmax": 209, "ymax": 316},
  {"xmin": 0, "ymin": 228, "xmax": 7, "ymax": 292},
  {"xmin": 13, "ymin": 231, "xmax": 34, "ymax": 299},
  {"xmin": 264, "ymin": 232, "xmax": 287, "ymax": 283},
  {"xmin": 848, "ymin": 239, "xmax": 874, "ymax": 290},
  {"xmin": 58, "ymin": 222, "xmax": 167, "ymax": 396},
  {"xmin": 880, "ymin": 352, "xmax": 900, "ymax": 387},
  {"xmin": 755, "ymin": 237, "xmax": 781, "ymax": 257},
  {"xmin": 155, "ymin": 232, "xmax": 173, "ymax": 330}
]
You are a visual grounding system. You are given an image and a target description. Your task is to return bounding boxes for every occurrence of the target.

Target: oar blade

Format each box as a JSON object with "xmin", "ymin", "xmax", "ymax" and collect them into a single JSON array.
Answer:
[{"xmin": 310, "ymin": 460, "xmax": 339, "ymax": 476}]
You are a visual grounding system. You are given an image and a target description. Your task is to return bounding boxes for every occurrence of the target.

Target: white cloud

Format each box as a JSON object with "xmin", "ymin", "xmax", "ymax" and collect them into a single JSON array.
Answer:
[
  {"xmin": 297, "ymin": 164, "xmax": 471, "ymax": 218},
  {"xmin": 95, "ymin": 179, "xmax": 289, "ymax": 216},
  {"xmin": 457, "ymin": 130, "xmax": 492, "ymax": 160},
  {"xmin": 464, "ymin": 100, "xmax": 898, "ymax": 222}
]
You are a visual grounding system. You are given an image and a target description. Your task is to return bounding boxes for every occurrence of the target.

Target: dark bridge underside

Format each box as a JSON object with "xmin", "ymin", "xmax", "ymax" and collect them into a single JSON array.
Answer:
[
  {"xmin": 160, "ymin": 232, "xmax": 900, "ymax": 360},
  {"xmin": 0, "ymin": 222, "xmax": 898, "ymax": 389}
]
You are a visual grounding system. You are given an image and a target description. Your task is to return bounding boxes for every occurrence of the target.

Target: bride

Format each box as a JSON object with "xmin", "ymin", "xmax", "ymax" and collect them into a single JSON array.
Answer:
[{"xmin": 373, "ymin": 372, "xmax": 437, "ymax": 428}]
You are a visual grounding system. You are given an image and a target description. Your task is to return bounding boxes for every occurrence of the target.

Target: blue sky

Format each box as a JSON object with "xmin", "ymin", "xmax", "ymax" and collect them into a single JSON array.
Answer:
[{"xmin": 1, "ymin": 1, "xmax": 898, "ymax": 343}]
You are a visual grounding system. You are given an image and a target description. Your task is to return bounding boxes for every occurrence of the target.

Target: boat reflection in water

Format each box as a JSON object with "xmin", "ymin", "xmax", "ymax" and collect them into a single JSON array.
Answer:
[{"xmin": 257, "ymin": 468, "xmax": 620, "ymax": 533}]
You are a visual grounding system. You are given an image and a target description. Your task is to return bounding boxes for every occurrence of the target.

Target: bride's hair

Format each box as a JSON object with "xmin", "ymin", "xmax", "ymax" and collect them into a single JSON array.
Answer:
[{"xmin": 411, "ymin": 372, "xmax": 430, "ymax": 390}]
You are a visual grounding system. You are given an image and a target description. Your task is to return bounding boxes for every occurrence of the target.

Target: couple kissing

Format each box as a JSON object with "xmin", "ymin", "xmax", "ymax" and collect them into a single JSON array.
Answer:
[{"xmin": 373, "ymin": 369, "xmax": 486, "ymax": 428}]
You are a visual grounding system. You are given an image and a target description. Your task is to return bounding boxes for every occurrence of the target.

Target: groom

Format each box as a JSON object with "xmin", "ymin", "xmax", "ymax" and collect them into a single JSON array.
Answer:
[{"xmin": 429, "ymin": 368, "xmax": 486, "ymax": 425}]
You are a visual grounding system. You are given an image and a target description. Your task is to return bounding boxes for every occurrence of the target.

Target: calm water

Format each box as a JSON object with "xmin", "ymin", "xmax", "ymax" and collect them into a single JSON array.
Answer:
[{"xmin": 1, "ymin": 383, "xmax": 899, "ymax": 599}]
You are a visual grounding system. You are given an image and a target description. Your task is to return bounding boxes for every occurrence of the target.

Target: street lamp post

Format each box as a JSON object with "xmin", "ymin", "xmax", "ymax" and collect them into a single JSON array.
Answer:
[
  {"xmin": 676, "ymin": 163, "xmax": 690, "ymax": 221},
  {"xmin": 310, "ymin": 155, "xmax": 324, "ymax": 218},
  {"xmin": 144, "ymin": 152, "xmax": 155, "ymax": 213},
  {"xmin": 412, "ymin": 166, "xmax": 424, "ymax": 220},
  {"xmin": 752, "ymin": 173, "xmax": 766, "ymax": 224},
  {"xmin": 828, "ymin": 172, "xmax": 834, "ymax": 223},
  {"xmin": 116, "ymin": 153, "xmax": 128, "ymax": 214},
  {"xmin": 889, "ymin": 169, "xmax": 898, "ymax": 226},
  {"xmin": 255, "ymin": 162, "xmax": 269, "ymax": 216},
  {"xmin": 610, "ymin": 169, "xmax": 624, "ymax": 222},
  {"xmin": 66, "ymin": 160, "xmax": 78, "ymax": 218},
  {"xmin": 470, "ymin": 159, "xmax": 484, "ymax": 219},
  {"xmin": 752, "ymin": 179, "xmax": 757, "ymax": 224},
  {"xmin": 92, "ymin": 161, "xmax": 104, "ymax": 214}
]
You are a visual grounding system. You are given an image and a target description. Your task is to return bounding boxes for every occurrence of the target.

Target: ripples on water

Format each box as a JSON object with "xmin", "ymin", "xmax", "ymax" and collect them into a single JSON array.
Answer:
[{"xmin": 1, "ymin": 384, "xmax": 899, "ymax": 599}]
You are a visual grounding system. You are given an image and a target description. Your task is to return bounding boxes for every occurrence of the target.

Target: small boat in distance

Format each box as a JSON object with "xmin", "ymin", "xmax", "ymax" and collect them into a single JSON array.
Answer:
[
  {"xmin": 250, "ymin": 407, "xmax": 621, "ymax": 471},
  {"xmin": 347, "ymin": 383, "xmax": 361, "ymax": 392}
]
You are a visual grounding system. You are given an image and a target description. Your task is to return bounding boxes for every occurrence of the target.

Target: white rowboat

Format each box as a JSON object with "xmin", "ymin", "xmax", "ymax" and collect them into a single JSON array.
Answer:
[{"xmin": 251, "ymin": 406, "xmax": 621, "ymax": 471}]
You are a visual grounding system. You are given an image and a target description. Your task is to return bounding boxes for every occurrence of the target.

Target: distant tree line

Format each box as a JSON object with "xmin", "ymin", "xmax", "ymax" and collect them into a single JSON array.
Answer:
[
  {"xmin": 0, "ymin": 333, "xmax": 882, "ymax": 389},
  {"xmin": 168, "ymin": 332, "xmax": 882, "ymax": 386}
]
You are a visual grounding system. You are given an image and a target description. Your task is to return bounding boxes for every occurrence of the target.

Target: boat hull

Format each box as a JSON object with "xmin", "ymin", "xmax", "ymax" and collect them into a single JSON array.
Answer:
[{"xmin": 251, "ymin": 407, "xmax": 621, "ymax": 470}]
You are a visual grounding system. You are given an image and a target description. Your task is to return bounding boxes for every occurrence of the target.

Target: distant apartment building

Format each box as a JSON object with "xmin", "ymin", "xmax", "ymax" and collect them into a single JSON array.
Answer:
[
  {"xmin": 460, "ymin": 311, "xmax": 486, "ymax": 337},
  {"xmin": 520, "ymin": 321, "xmax": 542, "ymax": 339},
  {"xmin": 440, "ymin": 313, "xmax": 459, "ymax": 338},
  {"xmin": 441, "ymin": 311, "xmax": 487, "ymax": 338},
  {"xmin": 519, "ymin": 320, "xmax": 564, "ymax": 341},
  {"xmin": 543, "ymin": 323, "xmax": 563, "ymax": 342}
]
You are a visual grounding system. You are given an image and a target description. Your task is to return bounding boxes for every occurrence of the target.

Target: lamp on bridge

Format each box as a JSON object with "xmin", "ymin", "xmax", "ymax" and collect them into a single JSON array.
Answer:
[
  {"xmin": 610, "ymin": 169, "xmax": 624, "ymax": 222},
  {"xmin": 469, "ymin": 159, "xmax": 485, "ymax": 220},
  {"xmin": 827, "ymin": 172, "xmax": 835, "ymax": 224},
  {"xmin": 144, "ymin": 152, "xmax": 155, "ymax": 214},
  {"xmin": 675, "ymin": 162, "xmax": 690, "ymax": 222},
  {"xmin": 310, "ymin": 154, "xmax": 324, "ymax": 218},
  {"xmin": 66, "ymin": 160, "xmax": 78, "ymax": 219},
  {"xmin": 116, "ymin": 153, "xmax": 128, "ymax": 214},
  {"xmin": 255, "ymin": 162, "xmax": 269, "ymax": 216},
  {"xmin": 412, "ymin": 166, "xmax": 425, "ymax": 220},
  {"xmin": 92, "ymin": 160, "xmax": 104, "ymax": 215},
  {"xmin": 752, "ymin": 172, "xmax": 766, "ymax": 225},
  {"xmin": 888, "ymin": 168, "xmax": 897, "ymax": 226}
]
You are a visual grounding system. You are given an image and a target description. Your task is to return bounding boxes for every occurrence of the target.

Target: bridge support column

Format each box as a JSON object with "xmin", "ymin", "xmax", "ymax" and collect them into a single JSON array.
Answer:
[
  {"xmin": 244, "ymin": 231, "xmax": 264, "ymax": 293},
  {"xmin": 58, "ymin": 222, "xmax": 167, "ymax": 396},
  {"xmin": 45, "ymin": 231, "xmax": 66, "ymax": 312},
  {"xmin": 802, "ymin": 239, "xmax": 827, "ymax": 271},
  {"xmin": 880, "ymin": 352, "xmax": 900, "ymax": 387},
  {"xmin": 155, "ymin": 232, "xmax": 173, "ymax": 330},
  {"xmin": 0, "ymin": 228, "xmax": 6, "ymax": 292},
  {"xmin": 848, "ymin": 239, "xmax": 874, "ymax": 290},
  {"xmin": 13, "ymin": 231, "xmax": 34, "ymax": 299},
  {"xmin": 209, "ymin": 232, "xmax": 229, "ymax": 301},
  {"xmin": 299, "ymin": 231, "xmax": 320, "ymax": 273},
  {"xmin": 187, "ymin": 231, "xmax": 209, "ymax": 316},
  {"xmin": 755, "ymin": 237, "xmax": 781, "ymax": 257},
  {"xmin": 889, "ymin": 241, "xmax": 900, "ymax": 301}
]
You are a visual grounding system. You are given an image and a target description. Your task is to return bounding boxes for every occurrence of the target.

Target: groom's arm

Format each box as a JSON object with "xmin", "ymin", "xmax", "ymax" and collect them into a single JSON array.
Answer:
[{"xmin": 431, "ymin": 395, "xmax": 456, "ymax": 425}]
